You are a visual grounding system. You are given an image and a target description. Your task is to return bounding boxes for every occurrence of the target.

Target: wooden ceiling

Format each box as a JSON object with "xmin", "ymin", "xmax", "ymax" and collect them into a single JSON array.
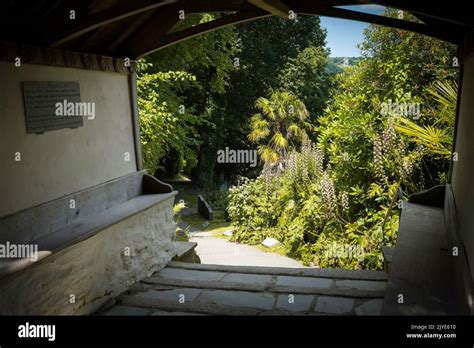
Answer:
[{"xmin": 1, "ymin": 0, "xmax": 472, "ymax": 59}]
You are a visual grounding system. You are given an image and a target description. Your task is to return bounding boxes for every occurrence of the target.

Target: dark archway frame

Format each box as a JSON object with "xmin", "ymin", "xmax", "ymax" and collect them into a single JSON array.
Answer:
[{"xmin": 1, "ymin": 1, "xmax": 471, "ymax": 60}]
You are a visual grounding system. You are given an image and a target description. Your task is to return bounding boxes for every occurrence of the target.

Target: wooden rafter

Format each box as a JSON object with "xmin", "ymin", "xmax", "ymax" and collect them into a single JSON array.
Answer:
[
  {"xmin": 127, "ymin": 1, "xmax": 462, "ymax": 59},
  {"xmin": 295, "ymin": 5, "xmax": 462, "ymax": 44},
  {"xmin": 178, "ymin": 0, "xmax": 254, "ymax": 13},
  {"xmin": 0, "ymin": 0, "xmax": 472, "ymax": 60},
  {"xmin": 354, "ymin": 0, "xmax": 473, "ymax": 27},
  {"xmin": 116, "ymin": 3, "xmax": 184, "ymax": 57},
  {"xmin": 108, "ymin": 10, "xmax": 158, "ymax": 52},
  {"xmin": 49, "ymin": 0, "xmax": 176, "ymax": 47},
  {"xmin": 131, "ymin": 9, "xmax": 271, "ymax": 59},
  {"xmin": 248, "ymin": 0, "xmax": 289, "ymax": 19}
]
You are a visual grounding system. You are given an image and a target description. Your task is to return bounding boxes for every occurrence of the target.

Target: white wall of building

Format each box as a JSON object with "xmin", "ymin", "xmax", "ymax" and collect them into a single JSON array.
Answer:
[{"xmin": 0, "ymin": 62, "xmax": 137, "ymax": 216}]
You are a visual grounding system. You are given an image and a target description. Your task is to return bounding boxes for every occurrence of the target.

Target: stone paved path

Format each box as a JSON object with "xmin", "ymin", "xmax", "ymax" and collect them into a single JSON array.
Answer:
[
  {"xmin": 190, "ymin": 232, "xmax": 306, "ymax": 268},
  {"xmin": 100, "ymin": 262, "xmax": 387, "ymax": 316},
  {"xmin": 178, "ymin": 203, "xmax": 307, "ymax": 268}
]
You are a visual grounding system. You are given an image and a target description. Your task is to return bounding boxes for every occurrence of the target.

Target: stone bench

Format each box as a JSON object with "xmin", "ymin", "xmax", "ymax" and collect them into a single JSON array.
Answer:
[
  {"xmin": 383, "ymin": 198, "xmax": 455, "ymax": 315},
  {"xmin": 382, "ymin": 184, "xmax": 474, "ymax": 315},
  {"xmin": 0, "ymin": 170, "xmax": 178, "ymax": 314}
]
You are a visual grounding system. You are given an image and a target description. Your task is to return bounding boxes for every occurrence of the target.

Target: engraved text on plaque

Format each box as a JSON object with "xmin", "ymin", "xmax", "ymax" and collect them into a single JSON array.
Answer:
[{"xmin": 22, "ymin": 81, "xmax": 83, "ymax": 134}]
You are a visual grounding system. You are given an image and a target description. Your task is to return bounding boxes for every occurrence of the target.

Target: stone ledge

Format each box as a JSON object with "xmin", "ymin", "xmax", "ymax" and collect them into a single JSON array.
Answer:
[
  {"xmin": 141, "ymin": 276, "xmax": 385, "ymax": 298},
  {"xmin": 121, "ymin": 294, "xmax": 262, "ymax": 316},
  {"xmin": 173, "ymin": 241, "xmax": 198, "ymax": 263},
  {"xmin": 142, "ymin": 275, "xmax": 268, "ymax": 292},
  {"xmin": 0, "ymin": 192, "xmax": 177, "ymax": 280},
  {"xmin": 0, "ymin": 171, "xmax": 173, "ymax": 245},
  {"xmin": 119, "ymin": 288, "xmax": 383, "ymax": 316},
  {"xmin": 167, "ymin": 261, "xmax": 388, "ymax": 281},
  {"xmin": 267, "ymin": 285, "xmax": 385, "ymax": 298},
  {"xmin": 0, "ymin": 199, "xmax": 177, "ymax": 315},
  {"xmin": 120, "ymin": 293, "xmax": 326, "ymax": 316}
]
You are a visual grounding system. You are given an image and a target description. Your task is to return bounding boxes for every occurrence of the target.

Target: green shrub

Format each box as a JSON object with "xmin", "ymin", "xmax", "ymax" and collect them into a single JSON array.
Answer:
[
  {"xmin": 137, "ymin": 69, "xmax": 202, "ymax": 176},
  {"xmin": 227, "ymin": 135, "xmax": 402, "ymax": 270}
]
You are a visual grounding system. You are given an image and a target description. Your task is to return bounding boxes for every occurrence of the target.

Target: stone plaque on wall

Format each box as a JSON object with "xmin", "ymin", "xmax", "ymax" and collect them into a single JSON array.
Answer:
[{"xmin": 22, "ymin": 81, "xmax": 83, "ymax": 134}]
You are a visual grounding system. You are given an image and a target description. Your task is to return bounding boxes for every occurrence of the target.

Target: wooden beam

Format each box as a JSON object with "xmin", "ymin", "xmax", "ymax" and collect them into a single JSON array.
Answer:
[
  {"xmin": 248, "ymin": 0, "xmax": 289, "ymax": 19},
  {"xmin": 77, "ymin": 22, "xmax": 122, "ymax": 52},
  {"xmin": 131, "ymin": 9, "xmax": 271, "ymax": 59},
  {"xmin": 178, "ymin": 0, "xmax": 254, "ymax": 13},
  {"xmin": 49, "ymin": 0, "xmax": 176, "ymax": 47},
  {"xmin": 108, "ymin": 10, "xmax": 158, "ymax": 51},
  {"xmin": 0, "ymin": 0, "xmax": 87, "ymax": 43},
  {"xmin": 295, "ymin": 5, "xmax": 461, "ymax": 44},
  {"xmin": 354, "ymin": 0, "xmax": 473, "ymax": 27},
  {"xmin": 116, "ymin": 3, "xmax": 183, "ymax": 58}
]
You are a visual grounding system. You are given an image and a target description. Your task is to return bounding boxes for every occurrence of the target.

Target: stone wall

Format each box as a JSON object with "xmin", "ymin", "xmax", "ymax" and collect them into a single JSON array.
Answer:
[{"xmin": 0, "ymin": 195, "xmax": 177, "ymax": 315}]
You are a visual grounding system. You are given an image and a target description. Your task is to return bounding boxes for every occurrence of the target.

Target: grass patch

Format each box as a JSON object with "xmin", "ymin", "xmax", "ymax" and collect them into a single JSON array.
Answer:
[
  {"xmin": 175, "ymin": 228, "xmax": 189, "ymax": 242},
  {"xmin": 181, "ymin": 212, "xmax": 231, "ymax": 236},
  {"xmin": 255, "ymin": 241, "xmax": 291, "ymax": 257}
]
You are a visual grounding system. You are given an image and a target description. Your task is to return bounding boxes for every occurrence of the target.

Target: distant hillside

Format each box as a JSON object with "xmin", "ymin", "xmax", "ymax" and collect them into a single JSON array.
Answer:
[{"xmin": 326, "ymin": 57, "xmax": 363, "ymax": 75}]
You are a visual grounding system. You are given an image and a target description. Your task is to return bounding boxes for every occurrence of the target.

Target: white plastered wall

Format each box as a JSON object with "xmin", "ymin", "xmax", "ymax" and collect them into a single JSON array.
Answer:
[{"xmin": 0, "ymin": 62, "xmax": 137, "ymax": 216}]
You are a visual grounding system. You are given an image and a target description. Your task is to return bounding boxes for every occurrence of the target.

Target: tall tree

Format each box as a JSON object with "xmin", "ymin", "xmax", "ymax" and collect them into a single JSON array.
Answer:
[
  {"xmin": 219, "ymin": 15, "xmax": 329, "ymax": 182},
  {"xmin": 277, "ymin": 45, "xmax": 333, "ymax": 123},
  {"xmin": 249, "ymin": 91, "xmax": 310, "ymax": 164},
  {"xmin": 142, "ymin": 13, "xmax": 240, "ymax": 185},
  {"xmin": 139, "ymin": 14, "xmax": 330, "ymax": 187}
]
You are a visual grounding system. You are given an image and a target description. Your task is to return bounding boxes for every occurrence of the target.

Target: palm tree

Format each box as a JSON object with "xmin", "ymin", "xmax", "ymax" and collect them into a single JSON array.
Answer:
[
  {"xmin": 248, "ymin": 90, "xmax": 311, "ymax": 164},
  {"xmin": 394, "ymin": 80, "xmax": 457, "ymax": 158}
]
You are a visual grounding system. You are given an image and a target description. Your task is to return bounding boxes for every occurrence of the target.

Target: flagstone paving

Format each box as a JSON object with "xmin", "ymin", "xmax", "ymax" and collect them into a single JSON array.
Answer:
[{"xmin": 99, "ymin": 261, "xmax": 388, "ymax": 316}]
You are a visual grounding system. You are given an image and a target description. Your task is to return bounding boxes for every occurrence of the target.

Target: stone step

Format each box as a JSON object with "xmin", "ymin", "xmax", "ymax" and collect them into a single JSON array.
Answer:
[
  {"xmin": 167, "ymin": 261, "xmax": 388, "ymax": 281},
  {"xmin": 102, "ymin": 304, "xmax": 205, "ymax": 316},
  {"xmin": 118, "ymin": 286, "xmax": 384, "ymax": 316},
  {"xmin": 142, "ymin": 272, "xmax": 386, "ymax": 298},
  {"xmin": 121, "ymin": 293, "xmax": 263, "ymax": 315},
  {"xmin": 100, "ymin": 260, "xmax": 388, "ymax": 316}
]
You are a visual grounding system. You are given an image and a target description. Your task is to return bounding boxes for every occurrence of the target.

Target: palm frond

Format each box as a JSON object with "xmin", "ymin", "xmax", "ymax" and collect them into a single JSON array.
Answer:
[
  {"xmin": 258, "ymin": 144, "xmax": 280, "ymax": 164},
  {"xmin": 287, "ymin": 123, "xmax": 303, "ymax": 138},
  {"xmin": 271, "ymin": 132, "xmax": 289, "ymax": 149},
  {"xmin": 427, "ymin": 80, "xmax": 457, "ymax": 127},
  {"xmin": 394, "ymin": 117, "xmax": 451, "ymax": 157}
]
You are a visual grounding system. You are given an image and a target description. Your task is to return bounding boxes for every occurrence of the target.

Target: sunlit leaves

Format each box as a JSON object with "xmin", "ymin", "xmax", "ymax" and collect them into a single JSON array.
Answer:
[
  {"xmin": 137, "ymin": 69, "xmax": 202, "ymax": 174},
  {"xmin": 394, "ymin": 116, "xmax": 451, "ymax": 157},
  {"xmin": 427, "ymin": 80, "xmax": 458, "ymax": 128},
  {"xmin": 249, "ymin": 91, "xmax": 310, "ymax": 164}
]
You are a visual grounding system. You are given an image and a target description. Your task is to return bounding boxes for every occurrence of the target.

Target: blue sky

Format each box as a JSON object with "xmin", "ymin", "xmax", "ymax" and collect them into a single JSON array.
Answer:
[{"xmin": 320, "ymin": 5, "xmax": 385, "ymax": 57}]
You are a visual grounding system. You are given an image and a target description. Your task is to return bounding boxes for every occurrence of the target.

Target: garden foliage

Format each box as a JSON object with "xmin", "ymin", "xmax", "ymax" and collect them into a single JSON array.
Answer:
[
  {"xmin": 138, "ymin": 10, "xmax": 457, "ymax": 270},
  {"xmin": 227, "ymin": 11, "xmax": 457, "ymax": 269}
]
